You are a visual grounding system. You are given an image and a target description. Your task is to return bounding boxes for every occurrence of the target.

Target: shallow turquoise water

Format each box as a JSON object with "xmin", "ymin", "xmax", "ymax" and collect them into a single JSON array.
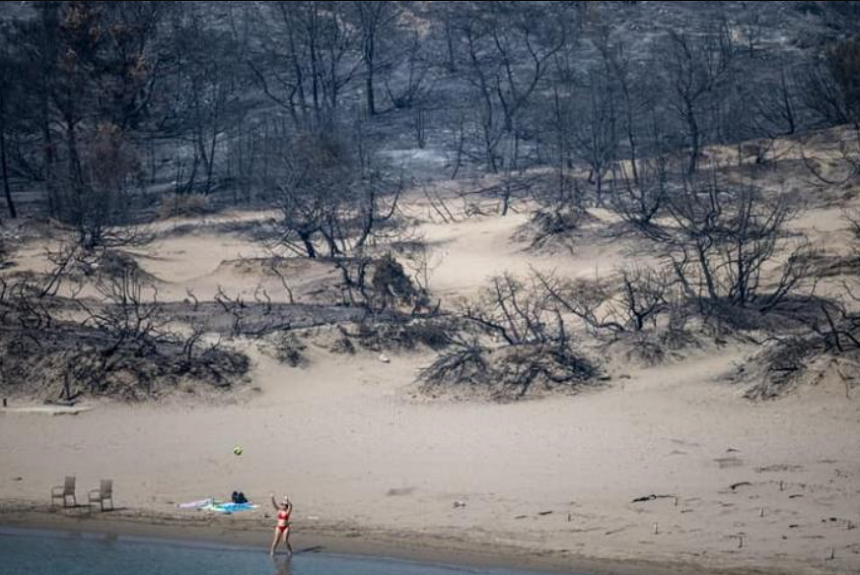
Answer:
[{"xmin": 0, "ymin": 527, "xmax": 558, "ymax": 575}]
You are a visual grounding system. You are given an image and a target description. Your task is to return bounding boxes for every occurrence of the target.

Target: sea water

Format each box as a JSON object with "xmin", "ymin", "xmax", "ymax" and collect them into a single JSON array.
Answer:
[{"xmin": 0, "ymin": 527, "xmax": 557, "ymax": 575}]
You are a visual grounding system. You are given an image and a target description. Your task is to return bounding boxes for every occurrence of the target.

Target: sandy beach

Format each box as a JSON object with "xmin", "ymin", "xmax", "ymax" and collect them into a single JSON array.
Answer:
[
  {"xmin": 1, "ymin": 346, "xmax": 858, "ymax": 575},
  {"xmin": 2, "ymin": 191, "xmax": 860, "ymax": 575}
]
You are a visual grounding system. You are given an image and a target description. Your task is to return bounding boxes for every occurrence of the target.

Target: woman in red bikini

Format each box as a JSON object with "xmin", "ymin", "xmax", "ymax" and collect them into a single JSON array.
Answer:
[{"xmin": 270, "ymin": 494, "xmax": 293, "ymax": 556}]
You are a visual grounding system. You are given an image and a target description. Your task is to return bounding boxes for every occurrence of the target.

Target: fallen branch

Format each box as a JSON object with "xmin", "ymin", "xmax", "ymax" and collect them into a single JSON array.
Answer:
[{"xmin": 632, "ymin": 494, "xmax": 675, "ymax": 503}]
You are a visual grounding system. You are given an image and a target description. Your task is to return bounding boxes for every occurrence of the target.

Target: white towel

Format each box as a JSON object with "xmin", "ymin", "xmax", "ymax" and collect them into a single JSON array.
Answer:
[{"xmin": 176, "ymin": 498, "xmax": 214, "ymax": 509}]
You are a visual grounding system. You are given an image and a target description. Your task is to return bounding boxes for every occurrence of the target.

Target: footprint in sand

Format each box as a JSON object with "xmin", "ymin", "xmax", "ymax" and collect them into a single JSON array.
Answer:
[
  {"xmin": 714, "ymin": 456, "xmax": 744, "ymax": 469},
  {"xmin": 755, "ymin": 464, "xmax": 804, "ymax": 473},
  {"xmin": 385, "ymin": 487, "xmax": 416, "ymax": 497}
]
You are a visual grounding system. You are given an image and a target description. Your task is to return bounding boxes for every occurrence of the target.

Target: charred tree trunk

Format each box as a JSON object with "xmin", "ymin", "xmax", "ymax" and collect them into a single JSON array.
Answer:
[
  {"xmin": 0, "ymin": 86, "xmax": 15, "ymax": 219},
  {"xmin": 299, "ymin": 230, "xmax": 317, "ymax": 259}
]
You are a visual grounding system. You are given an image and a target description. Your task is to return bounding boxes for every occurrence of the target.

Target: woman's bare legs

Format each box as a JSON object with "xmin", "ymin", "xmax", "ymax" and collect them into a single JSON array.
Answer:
[
  {"xmin": 284, "ymin": 527, "xmax": 293, "ymax": 555},
  {"xmin": 270, "ymin": 529, "xmax": 283, "ymax": 555}
]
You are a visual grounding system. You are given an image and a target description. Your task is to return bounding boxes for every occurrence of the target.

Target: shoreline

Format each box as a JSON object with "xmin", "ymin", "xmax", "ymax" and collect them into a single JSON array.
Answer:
[{"xmin": 0, "ymin": 501, "xmax": 810, "ymax": 575}]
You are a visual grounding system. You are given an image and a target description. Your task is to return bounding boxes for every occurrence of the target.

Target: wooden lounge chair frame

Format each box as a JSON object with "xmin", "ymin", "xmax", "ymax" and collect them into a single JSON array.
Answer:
[
  {"xmin": 51, "ymin": 476, "xmax": 76, "ymax": 508},
  {"xmin": 88, "ymin": 479, "xmax": 114, "ymax": 512}
]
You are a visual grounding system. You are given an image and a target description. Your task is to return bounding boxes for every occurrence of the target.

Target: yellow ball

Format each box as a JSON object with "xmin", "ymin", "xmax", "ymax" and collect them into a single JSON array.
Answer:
[{"xmin": 233, "ymin": 446, "xmax": 243, "ymax": 456}]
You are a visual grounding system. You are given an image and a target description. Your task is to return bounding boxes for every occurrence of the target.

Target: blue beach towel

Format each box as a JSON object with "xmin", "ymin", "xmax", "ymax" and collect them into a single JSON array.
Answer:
[{"xmin": 202, "ymin": 502, "xmax": 258, "ymax": 514}]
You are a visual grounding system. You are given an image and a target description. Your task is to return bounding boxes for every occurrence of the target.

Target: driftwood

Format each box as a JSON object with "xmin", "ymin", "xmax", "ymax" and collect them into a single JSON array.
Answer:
[{"xmin": 632, "ymin": 494, "xmax": 675, "ymax": 503}]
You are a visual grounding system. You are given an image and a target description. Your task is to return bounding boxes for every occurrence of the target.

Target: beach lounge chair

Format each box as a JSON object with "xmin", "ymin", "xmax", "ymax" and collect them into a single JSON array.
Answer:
[
  {"xmin": 88, "ymin": 479, "xmax": 114, "ymax": 511},
  {"xmin": 51, "ymin": 476, "xmax": 76, "ymax": 508}
]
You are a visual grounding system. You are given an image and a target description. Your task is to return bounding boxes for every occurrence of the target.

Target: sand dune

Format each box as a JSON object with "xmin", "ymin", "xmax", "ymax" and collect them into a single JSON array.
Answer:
[{"xmin": 2, "ymin": 182, "xmax": 860, "ymax": 574}]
